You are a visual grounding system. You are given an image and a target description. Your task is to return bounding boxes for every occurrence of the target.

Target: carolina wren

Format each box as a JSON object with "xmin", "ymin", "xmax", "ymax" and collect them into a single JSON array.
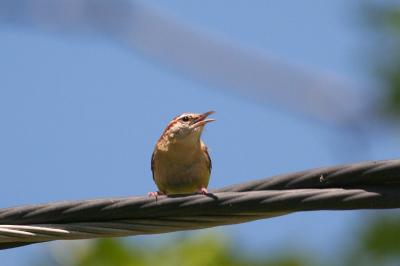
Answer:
[{"xmin": 149, "ymin": 111, "xmax": 215, "ymax": 196}]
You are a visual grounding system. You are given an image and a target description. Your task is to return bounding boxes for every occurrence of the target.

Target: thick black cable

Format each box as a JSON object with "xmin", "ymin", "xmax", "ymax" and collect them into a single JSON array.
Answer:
[
  {"xmin": 0, "ymin": 159, "xmax": 399, "ymax": 250},
  {"xmin": 215, "ymin": 159, "xmax": 400, "ymax": 192}
]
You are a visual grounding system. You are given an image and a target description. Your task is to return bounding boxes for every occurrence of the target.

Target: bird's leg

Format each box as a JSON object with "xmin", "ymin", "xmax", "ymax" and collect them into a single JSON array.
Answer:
[{"xmin": 197, "ymin": 187, "xmax": 208, "ymax": 195}]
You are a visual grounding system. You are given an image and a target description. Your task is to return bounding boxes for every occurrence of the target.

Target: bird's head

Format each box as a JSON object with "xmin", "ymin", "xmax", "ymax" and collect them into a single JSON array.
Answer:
[{"xmin": 161, "ymin": 111, "xmax": 215, "ymax": 143}]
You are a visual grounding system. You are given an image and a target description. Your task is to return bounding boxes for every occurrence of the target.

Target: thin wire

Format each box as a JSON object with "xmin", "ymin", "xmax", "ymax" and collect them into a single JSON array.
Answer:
[{"xmin": 0, "ymin": 159, "xmax": 400, "ymax": 250}]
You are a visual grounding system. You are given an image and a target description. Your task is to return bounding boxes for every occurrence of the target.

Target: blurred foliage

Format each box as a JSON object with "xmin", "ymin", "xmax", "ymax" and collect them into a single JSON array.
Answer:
[
  {"xmin": 42, "ymin": 234, "xmax": 314, "ymax": 266},
  {"xmin": 345, "ymin": 214, "xmax": 400, "ymax": 266}
]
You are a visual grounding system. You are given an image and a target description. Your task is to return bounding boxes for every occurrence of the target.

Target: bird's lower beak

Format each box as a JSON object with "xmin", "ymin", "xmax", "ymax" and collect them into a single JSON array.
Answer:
[{"xmin": 190, "ymin": 111, "xmax": 216, "ymax": 129}]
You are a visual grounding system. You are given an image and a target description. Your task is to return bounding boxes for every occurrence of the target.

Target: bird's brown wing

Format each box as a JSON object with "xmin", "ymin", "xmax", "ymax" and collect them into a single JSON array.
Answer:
[
  {"xmin": 203, "ymin": 144, "xmax": 212, "ymax": 173},
  {"xmin": 151, "ymin": 149, "xmax": 156, "ymax": 181}
]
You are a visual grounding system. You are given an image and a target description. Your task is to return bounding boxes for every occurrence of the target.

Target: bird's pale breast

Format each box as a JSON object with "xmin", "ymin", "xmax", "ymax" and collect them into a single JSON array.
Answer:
[{"xmin": 152, "ymin": 141, "xmax": 211, "ymax": 195}]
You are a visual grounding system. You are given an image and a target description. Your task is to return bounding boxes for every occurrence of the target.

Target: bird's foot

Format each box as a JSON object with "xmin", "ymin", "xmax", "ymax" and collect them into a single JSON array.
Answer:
[
  {"xmin": 198, "ymin": 187, "xmax": 208, "ymax": 195},
  {"xmin": 148, "ymin": 191, "xmax": 158, "ymax": 197},
  {"xmin": 148, "ymin": 191, "xmax": 164, "ymax": 199}
]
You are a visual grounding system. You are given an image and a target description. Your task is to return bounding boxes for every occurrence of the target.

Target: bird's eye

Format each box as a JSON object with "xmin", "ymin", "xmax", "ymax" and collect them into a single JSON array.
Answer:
[{"xmin": 181, "ymin": 116, "xmax": 190, "ymax": 122}]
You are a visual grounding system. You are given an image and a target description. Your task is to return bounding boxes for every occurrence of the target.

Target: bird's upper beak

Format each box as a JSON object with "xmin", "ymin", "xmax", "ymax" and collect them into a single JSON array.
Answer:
[{"xmin": 190, "ymin": 111, "xmax": 216, "ymax": 129}]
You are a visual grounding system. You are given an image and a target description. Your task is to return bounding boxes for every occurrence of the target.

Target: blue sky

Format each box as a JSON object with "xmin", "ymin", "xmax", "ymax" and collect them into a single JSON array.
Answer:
[{"xmin": 0, "ymin": 1, "xmax": 398, "ymax": 265}]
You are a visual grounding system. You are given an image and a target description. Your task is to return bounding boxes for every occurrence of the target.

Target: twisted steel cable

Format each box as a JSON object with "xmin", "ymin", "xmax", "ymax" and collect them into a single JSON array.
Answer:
[{"xmin": 1, "ymin": 159, "xmax": 400, "ymax": 250}]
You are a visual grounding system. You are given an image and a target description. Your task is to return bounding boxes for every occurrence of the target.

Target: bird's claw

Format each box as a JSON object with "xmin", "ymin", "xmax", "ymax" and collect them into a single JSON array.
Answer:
[
  {"xmin": 148, "ymin": 191, "xmax": 165, "ymax": 202},
  {"xmin": 148, "ymin": 191, "xmax": 159, "ymax": 197},
  {"xmin": 198, "ymin": 187, "xmax": 208, "ymax": 195}
]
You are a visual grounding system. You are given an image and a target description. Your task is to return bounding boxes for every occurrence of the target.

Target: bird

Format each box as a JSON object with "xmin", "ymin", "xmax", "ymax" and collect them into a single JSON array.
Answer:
[{"xmin": 149, "ymin": 111, "xmax": 215, "ymax": 197}]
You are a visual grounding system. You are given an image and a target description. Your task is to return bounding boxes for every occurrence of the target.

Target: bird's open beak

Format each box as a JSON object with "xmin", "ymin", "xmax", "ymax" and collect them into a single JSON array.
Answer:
[{"xmin": 190, "ymin": 111, "xmax": 216, "ymax": 129}]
